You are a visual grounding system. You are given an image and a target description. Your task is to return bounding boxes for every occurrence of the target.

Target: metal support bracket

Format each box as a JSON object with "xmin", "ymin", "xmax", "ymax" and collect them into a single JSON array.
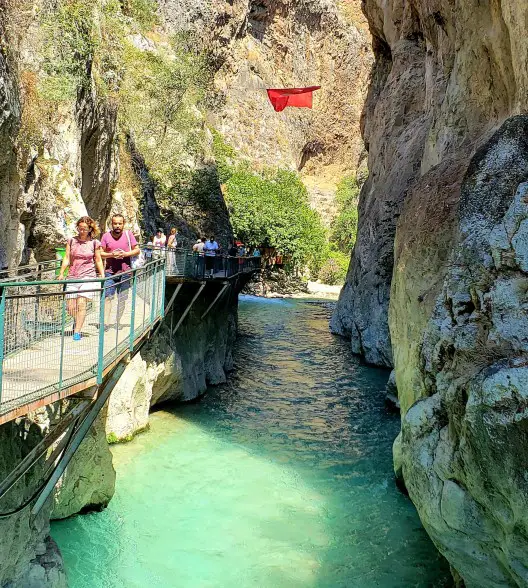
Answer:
[
  {"xmin": 172, "ymin": 282, "xmax": 205, "ymax": 335},
  {"xmin": 164, "ymin": 283, "xmax": 183, "ymax": 317},
  {"xmin": 31, "ymin": 362, "xmax": 127, "ymax": 517},
  {"xmin": 201, "ymin": 283, "xmax": 229, "ymax": 320},
  {"xmin": 0, "ymin": 399, "xmax": 91, "ymax": 502}
]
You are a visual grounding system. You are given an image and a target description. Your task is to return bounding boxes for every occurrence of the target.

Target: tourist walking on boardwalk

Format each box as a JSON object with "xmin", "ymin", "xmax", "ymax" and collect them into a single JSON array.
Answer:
[
  {"xmin": 192, "ymin": 237, "xmax": 205, "ymax": 277},
  {"xmin": 153, "ymin": 228, "xmax": 166, "ymax": 248},
  {"xmin": 167, "ymin": 227, "xmax": 178, "ymax": 248},
  {"xmin": 166, "ymin": 228, "xmax": 178, "ymax": 273},
  {"xmin": 193, "ymin": 238, "xmax": 205, "ymax": 253},
  {"xmin": 204, "ymin": 236, "xmax": 219, "ymax": 278},
  {"xmin": 99, "ymin": 214, "xmax": 140, "ymax": 330},
  {"xmin": 228, "ymin": 242, "xmax": 238, "ymax": 276},
  {"xmin": 58, "ymin": 216, "xmax": 105, "ymax": 341}
]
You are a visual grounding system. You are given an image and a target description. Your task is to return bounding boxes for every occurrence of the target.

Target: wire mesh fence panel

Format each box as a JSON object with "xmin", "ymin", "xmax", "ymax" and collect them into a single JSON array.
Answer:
[
  {"xmin": 0, "ymin": 260, "xmax": 61, "ymax": 284},
  {"xmin": 0, "ymin": 259, "xmax": 165, "ymax": 418}
]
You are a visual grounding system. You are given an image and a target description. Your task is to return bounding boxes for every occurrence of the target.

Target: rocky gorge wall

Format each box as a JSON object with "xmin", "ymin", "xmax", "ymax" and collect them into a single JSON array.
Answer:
[
  {"xmin": 160, "ymin": 0, "xmax": 372, "ymax": 226},
  {"xmin": 0, "ymin": 0, "xmax": 239, "ymax": 584},
  {"xmin": 333, "ymin": 0, "xmax": 528, "ymax": 585},
  {"xmin": 105, "ymin": 280, "xmax": 242, "ymax": 442}
]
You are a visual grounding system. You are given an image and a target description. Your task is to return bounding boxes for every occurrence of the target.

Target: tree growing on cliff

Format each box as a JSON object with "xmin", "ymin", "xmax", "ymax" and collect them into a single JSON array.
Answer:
[
  {"xmin": 224, "ymin": 166, "xmax": 327, "ymax": 273},
  {"xmin": 330, "ymin": 174, "xmax": 360, "ymax": 253}
]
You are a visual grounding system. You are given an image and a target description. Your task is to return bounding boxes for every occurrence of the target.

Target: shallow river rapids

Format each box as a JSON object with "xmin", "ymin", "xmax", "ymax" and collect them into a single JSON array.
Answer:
[{"xmin": 52, "ymin": 295, "xmax": 451, "ymax": 587}]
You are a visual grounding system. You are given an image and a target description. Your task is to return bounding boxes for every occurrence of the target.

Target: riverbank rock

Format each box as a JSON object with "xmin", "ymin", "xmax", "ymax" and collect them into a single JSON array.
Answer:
[
  {"xmin": 328, "ymin": 0, "xmax": 528, "ymax": 582},
  {"xmin": 52, "ymin": 405, "xmax": 115, "ymax": 520},
  {"xmin": 244, "ymin": 268, "xmax": 310, "ymax": 298},
  {"xmin": 0, "ymin": 419, "xmax": 66, "ymax": 587},
  {"xmin": 105, "ymin": 279, "xmax": 243, "ymax": 441}
]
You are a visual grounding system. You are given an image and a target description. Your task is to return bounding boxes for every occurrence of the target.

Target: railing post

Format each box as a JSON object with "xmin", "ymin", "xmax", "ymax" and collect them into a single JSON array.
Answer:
[
  {"xmin": 97, "ymin": 280, "xmax": 106, "ymax": 384},
  {"xmin": 58, "ymin": 290, "xmax": 67, "ymax": 394},
  {"xmin": 0, "ymin": 288, "xmax": 6, "ymax": 404},
  {"xmin": 150, "ymin": 262, "xmax": 157, "ymax": 325},
  {"xmin": 160, "ymin": 259, "xmax": 166, "ymax": 318},
  {"xmin": 129, "ymin": 269, "xmax": 137, "ymax": 352}
]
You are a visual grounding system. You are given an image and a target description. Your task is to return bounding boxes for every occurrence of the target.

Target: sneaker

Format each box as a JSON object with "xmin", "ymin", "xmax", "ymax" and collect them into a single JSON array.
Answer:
[{"xmin": 73, "ymin": 333, "xmax": 82, "ymax": 341}]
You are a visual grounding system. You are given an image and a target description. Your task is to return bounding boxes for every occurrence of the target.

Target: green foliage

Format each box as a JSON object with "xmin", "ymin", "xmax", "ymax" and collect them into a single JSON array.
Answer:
[
  {"xmin": 106, "ymin": 432, "xmax": 119, "ymax": 444},
  {"xmin": 39, "ymin": 0, "xmax": 98, "ymax": 100},
  {"xmin": 119, "ymin": 37, "xmax": 214, "ymax": 198},
  {"xmin": 225, "ymin": 167, "xmax": 327, "ymax": 272},
  {"xmin": 211, "ymin": 129, "xmax": 237, "ymax": 184},
  {"xmin": 38, "ymin": 0, "xmax": 214, "ymax": 199},
  {"xmin": 317, "ymin": 247, "xmax": 349, "ymax": 285},
  {"xmin": 122, "ymin": 0, "xmax": 159, "ymax": 30},
  {"xmin": 331, "ymin": 174, "xmax": 360, "ymax": 253}
]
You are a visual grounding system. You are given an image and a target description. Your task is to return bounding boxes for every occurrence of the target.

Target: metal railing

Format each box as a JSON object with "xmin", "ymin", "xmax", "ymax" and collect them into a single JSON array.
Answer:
[
  {"xmin": 0, "ymin": 258, "xmax": 165, "ymax": 418},
  {"xmin": 0, "ymin": 260, "xmax": 60, "ymax": 284},
  {"xmin": 141, "ymin": 246, "xmax": 262, "ymax": 279}
]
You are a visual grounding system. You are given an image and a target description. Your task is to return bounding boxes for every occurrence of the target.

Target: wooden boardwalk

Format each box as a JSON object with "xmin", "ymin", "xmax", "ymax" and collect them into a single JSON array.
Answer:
[{"xmin": 0, "ymin": 271, "xmax": 163, "ymax": 425}]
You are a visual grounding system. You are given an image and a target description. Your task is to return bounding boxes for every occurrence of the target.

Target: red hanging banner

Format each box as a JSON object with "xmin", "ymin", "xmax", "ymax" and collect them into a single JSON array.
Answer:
[{"xmin": 266, "ymin": 86, "xmax": 321, "ymax": 112}]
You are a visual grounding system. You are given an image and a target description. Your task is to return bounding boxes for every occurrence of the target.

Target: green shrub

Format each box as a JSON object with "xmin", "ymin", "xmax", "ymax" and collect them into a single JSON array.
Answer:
[
  {"xmin": 119, "ymin": 37, "xmax": 214, "ymax": 199},
  {"xmin": 211, "ymin": 129, "xmax": 237, "ymax": 184},
  {"xmin": 331, "ymin": 174, "xmax": 360, "ymax": 253},
  {"xmin": 224, "ymin": 167, "xmax": 327, "ymax": 272},
  {"xmin": 317, "ymin": 249, "xmax": 349, "ymax": 285},
  {"xmin": 36, "ymin": 0, "xmax": 212, "ymax": 201}
]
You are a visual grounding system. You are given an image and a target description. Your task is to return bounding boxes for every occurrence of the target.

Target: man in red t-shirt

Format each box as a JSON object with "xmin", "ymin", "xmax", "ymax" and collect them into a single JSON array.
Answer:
[{"xmin": 99, "ymin": 214, "xmax": 140, "ymax": 329}]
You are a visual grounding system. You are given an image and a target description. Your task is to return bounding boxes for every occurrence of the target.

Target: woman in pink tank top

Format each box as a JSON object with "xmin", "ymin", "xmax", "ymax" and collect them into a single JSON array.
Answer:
[{"xmin": 58, "ymin": 216, "xmax": 105, "ymax": 340}]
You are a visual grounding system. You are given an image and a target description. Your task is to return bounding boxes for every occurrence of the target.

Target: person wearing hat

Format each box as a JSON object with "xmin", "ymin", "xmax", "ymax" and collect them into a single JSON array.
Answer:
[
  {"xmin": 153, "ymin": 228, "xmax": 166, "ymax": 248},
  {"xmin": 192, "ymin": 237, "xmax": 207, "ymax": 277}
]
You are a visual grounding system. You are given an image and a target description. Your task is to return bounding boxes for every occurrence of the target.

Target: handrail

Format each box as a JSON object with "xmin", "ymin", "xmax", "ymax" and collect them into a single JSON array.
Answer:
[
  {"xmin": 0, "ymin": 259, "xmax": 162, "ymax": 289},
  {"xmin": 140, "ymin": 247, "xmax": 262, "ymax": 279}
]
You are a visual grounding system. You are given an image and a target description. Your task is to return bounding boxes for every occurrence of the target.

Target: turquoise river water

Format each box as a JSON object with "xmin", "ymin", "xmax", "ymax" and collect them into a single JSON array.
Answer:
[{"xmin": 52, "ymin": 296, "xmax": 451, "ymax": 588}]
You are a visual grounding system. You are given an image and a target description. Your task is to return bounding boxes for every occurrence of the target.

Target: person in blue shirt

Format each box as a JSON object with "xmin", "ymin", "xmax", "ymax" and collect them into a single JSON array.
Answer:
[{"xmin": 204, "ymin": 236, "xmax": 219, "ymax": 277}]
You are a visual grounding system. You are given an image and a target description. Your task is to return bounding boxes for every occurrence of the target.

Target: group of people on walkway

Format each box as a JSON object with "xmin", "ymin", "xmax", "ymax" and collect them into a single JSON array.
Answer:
[
  {"xmin": 57, "ymin": 215, "xmax": 262, "ymax": 338},
  {"xmin": 192, "ymin": 237, "xmax": 219, "ymax": 278},
  {"xmin": 191, "ymin": 238, "xmax": 261, "ymax": 278},
  {"xmin": 57, "ymin": 214, "xmax": 140, "ymax": 341},
  {"xmin": 146, "ymin": 227, "xmax": 178, "ymax": 251}
]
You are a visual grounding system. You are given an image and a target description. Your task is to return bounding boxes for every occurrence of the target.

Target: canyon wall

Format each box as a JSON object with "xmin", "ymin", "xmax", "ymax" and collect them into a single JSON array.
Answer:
[
  {"xmin": 337, "ymin": 0, "xmax": 528, "ymax": 584},
  {"xmin": 160, "ymin": 0, "xmax": 372, "ymax": 225},
  {"xmin": 0, "ymin": 1, "xmax": 237, "ymax": 584},
  {"xmin": 106, "ymin": 279, "xmax": 243, "ymax": 442}
]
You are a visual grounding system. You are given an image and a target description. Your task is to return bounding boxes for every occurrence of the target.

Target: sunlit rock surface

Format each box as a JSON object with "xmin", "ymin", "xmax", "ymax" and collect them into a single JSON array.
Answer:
[
  {"xmin": 52, "ymin": 406, "xmax": 116, "ymax": 520},
  {"xmin": 106, "ymin": 281, "xmax": 242, "ymax": 441},
  {"xmin": 160, "ymin": 0, "xmax": 372, "ymax": 226},
  {"xmin": 331, "ymin": 0, "xmax": 528, "ymax": 583}
]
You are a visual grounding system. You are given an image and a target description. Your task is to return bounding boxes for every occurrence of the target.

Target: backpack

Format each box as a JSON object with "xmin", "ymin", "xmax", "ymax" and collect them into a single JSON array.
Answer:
[{"xmin": 126, "ymin": 231, "xmax": 145, "ymax": 269}]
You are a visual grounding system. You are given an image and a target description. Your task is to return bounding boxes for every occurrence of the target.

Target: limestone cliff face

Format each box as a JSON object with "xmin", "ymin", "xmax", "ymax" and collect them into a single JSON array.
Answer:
[
  {"xmin": 341, "ymin": 0, "xmax": 528, "ymax": 584},
  {"xmin": 0, "ymin": 0, "xmax": 234, "ymax": 583},
  {"xmin": 160, "ymin": 0, "xmax": 372, "ymax": 226}
]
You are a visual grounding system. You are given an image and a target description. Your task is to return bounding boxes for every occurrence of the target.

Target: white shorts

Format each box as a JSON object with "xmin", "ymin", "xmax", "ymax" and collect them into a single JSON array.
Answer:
[{"xmin": 65, "ymin": 280, "xmax": 101, "ymax": 299}]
